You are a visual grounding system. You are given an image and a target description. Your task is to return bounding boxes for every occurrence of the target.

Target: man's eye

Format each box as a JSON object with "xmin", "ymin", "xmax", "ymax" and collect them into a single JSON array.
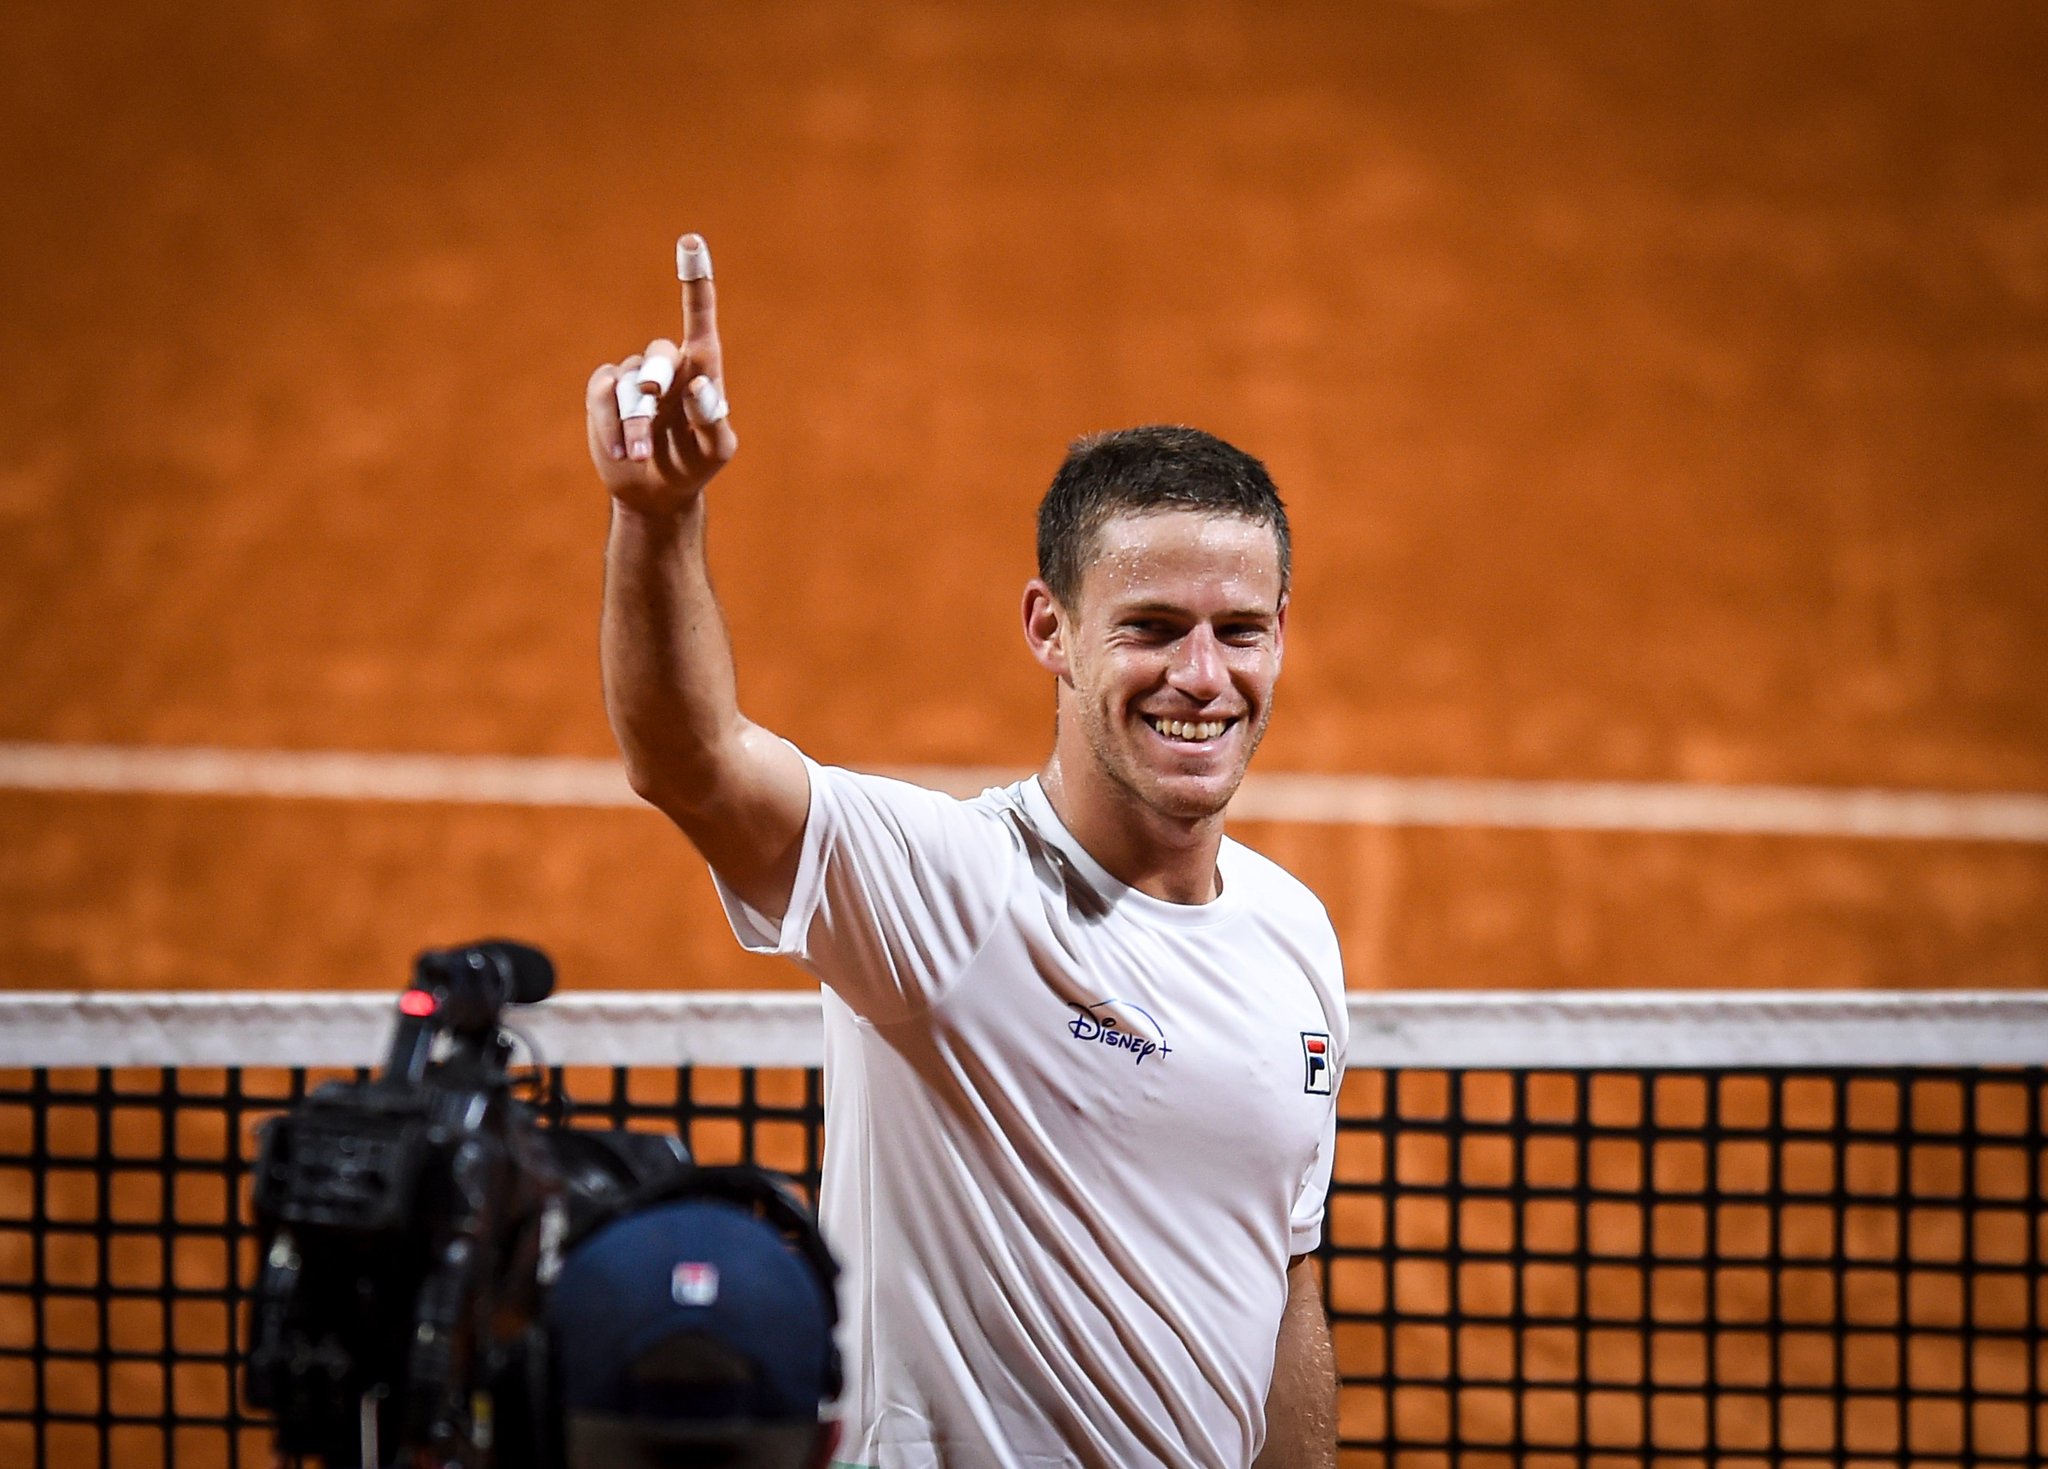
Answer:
[{"xmin": 1221, "ymin": 625, "xmax": 1268, "ymax": 645}]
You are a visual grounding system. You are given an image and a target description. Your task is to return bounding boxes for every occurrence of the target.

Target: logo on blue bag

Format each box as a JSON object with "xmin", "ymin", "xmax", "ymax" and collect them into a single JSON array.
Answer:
[
  {"xmin": 1067, "ymin": 1000, "xmax": 1172, "ymax": 1066},
  {"xmin": 672, "ymin": 1261, "xmax": 720, "ymax": 1307}
]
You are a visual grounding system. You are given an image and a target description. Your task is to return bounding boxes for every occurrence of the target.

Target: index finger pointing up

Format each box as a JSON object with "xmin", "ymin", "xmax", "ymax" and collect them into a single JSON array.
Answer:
[{"xmin": 676, "ymin": 233, "xmax": 720, "ymax": 364}]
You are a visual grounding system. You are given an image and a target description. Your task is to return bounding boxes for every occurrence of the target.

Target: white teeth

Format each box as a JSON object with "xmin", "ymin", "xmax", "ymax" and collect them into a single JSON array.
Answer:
[{"xmin": 1150, "ymin": 717, "xmax": 1228, "ymax": 742}]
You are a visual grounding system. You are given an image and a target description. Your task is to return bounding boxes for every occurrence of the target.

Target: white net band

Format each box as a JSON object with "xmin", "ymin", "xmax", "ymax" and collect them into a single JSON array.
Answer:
[{"xmin": 2, "ymin": 990, "xmax": 2043, "ymax": 1069}]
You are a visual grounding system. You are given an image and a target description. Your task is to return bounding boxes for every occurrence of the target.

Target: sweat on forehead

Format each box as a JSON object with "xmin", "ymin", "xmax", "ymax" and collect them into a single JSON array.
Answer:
[
  {"xmin": 1073, "ymin": 510, "xmax": 1287, "ymax": 609},
  {"xmin": 1035, "ymin": 425, "xmax": 1292, "ymax": 606}
]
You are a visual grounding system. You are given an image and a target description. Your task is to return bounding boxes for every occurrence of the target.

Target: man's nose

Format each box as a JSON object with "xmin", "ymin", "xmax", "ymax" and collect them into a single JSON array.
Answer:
[{"xmin": 1167, "ymin": 627, "xmax": 1230, "ymax": 699}]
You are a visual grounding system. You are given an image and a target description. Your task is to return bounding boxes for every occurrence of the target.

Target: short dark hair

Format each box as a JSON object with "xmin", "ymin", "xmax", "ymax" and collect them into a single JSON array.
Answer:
[{"xmin": 1035, "ymin": 425, "xmax": 1291, "ymax": 607}]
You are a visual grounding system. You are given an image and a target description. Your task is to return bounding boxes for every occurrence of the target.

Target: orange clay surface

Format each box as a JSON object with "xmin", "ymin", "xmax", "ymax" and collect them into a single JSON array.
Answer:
[{"xmin": 2, "ymin": 1, "xmax": 2045, "ymax": 995}]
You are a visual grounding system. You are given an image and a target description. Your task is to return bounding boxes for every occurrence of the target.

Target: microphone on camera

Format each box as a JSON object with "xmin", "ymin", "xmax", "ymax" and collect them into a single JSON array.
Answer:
[
  {"xmin": 402, "ymin": 939, "xmax": 557, "ymax": 1044},
  {"xmin": 418, "ymin": 939, "xmax": 557, "ymax": 1006}
]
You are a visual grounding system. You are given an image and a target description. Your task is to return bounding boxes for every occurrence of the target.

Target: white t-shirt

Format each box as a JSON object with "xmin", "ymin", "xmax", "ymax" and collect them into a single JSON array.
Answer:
[{"xmin": 715, "ymin": 761, "xmax": 1347, "ymax": 1469}]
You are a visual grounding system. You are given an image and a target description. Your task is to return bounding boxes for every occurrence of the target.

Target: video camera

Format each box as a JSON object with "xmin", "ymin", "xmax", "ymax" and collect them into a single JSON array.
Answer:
[{"xmin": 243, "ymin": 940, "xmax": 696, "ymax": 1468}]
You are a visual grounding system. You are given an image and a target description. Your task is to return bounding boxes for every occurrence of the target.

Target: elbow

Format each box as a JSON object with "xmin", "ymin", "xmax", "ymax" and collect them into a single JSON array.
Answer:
[
  {"xmin": 615, "ymin": 712, "xmax": 768, "ymax": 826},
  {"xmin": 620, "ymin": 739, "xmax": 732, "ymax": 822},
  {"xmin": 622, "ymin": 755, "xmax": 706, "ymax": 820},
  {"xmin": 621, "ymin": 755, "xmax": 670, "ymax": 809}
]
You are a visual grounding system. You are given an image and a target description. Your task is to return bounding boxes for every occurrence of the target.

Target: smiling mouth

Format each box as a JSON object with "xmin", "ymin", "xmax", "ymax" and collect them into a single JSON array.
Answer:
[{"xmin": 1142, "ymin": 714, "xmax": 1236, "ymax": 743}]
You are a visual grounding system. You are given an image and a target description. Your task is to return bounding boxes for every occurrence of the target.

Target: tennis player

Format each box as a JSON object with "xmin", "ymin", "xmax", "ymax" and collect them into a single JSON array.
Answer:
[{"xmin": 586, "ymin": 235, "xmax": 1345, "ymax": 1469}]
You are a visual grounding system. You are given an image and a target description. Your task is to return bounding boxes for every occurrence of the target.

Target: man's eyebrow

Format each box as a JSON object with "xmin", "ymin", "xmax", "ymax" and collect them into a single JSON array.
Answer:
[{"xmin": 1113, "ymin": 599, "xmax": 1279, "ymax": 622}]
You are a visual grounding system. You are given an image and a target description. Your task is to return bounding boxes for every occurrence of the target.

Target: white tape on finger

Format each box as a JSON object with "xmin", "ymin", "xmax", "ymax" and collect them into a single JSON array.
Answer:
[
  {"xmin": 687, "ymin": 376, "xmax": 730, "ymax": 424},
  {"xmin": 635, "ymin": 355, "xmax": 676, "ymax": 396},
  {"xmin": 676, "ymin": 236, "xmax": 714, "ymax": 282},
  {"xmin": 615, "ymin": 379, "xmax": 657, "ymax": 421}
]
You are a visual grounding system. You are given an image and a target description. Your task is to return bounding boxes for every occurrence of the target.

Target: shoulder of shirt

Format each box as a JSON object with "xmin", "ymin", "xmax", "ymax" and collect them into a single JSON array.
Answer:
[
  {"xmin": 809, "ymin": 761, "xmax": 1031, "ymax": 843},
  {"xmin": 1222, "ymin": 835, "xmax": 1349, "ymax": 1044},
  {"xmin": 1220, "ymin": 834, "xmax": 1333, "ymax": 928}
]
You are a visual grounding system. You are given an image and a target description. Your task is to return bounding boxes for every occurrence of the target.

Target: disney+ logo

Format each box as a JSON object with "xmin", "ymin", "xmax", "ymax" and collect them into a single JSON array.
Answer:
[{"xmin": 1066, "ymin": 1000, "xmax": 1172, "ymax": 1067}]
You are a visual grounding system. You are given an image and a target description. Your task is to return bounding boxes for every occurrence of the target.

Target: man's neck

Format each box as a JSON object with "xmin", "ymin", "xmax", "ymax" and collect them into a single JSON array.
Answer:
[{"xmin": 1037, "ymin": 753, "xmax": 1228, "ymax": 905}]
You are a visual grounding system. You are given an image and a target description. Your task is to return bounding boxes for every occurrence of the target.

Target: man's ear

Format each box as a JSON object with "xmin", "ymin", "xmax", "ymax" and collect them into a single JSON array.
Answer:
[
  {"xmin": 1021, "ymin": 580, "xmax": 1071, "ymax": 680},
  {"xmin": 1273, "ymin": 594, "xmax": 1288, "ymax": 672}
]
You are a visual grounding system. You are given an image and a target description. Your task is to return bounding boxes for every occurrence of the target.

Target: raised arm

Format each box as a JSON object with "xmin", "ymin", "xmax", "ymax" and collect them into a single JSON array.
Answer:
[{"xmin": 586, "ymin": 235, "xmax": 810, "ymax": 917}]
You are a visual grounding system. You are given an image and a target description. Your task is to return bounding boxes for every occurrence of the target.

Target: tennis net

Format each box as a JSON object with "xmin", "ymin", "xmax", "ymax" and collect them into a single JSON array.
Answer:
[{"xmin": 1, "ymin": 989, "xmax": 2042, "ymax": 1468}]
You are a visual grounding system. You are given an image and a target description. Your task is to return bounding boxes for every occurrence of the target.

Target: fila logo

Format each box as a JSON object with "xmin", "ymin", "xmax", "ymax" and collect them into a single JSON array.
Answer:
[{"xmin": 1301, "ymin": 1032, "xmax": 1333, "ymax": 1095}]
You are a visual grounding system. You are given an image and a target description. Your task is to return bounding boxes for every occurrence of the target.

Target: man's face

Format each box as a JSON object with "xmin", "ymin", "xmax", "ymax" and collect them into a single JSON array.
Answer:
[{"xmin": 1040, "ymin": 509, "xmax": 1287, "ymax": 822}]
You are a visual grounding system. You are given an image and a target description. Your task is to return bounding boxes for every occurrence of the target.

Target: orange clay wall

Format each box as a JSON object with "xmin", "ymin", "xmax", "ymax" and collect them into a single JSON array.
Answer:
[{"xmin": 2, "ymin": 1, "xmax": 2044, "ymax": 997}]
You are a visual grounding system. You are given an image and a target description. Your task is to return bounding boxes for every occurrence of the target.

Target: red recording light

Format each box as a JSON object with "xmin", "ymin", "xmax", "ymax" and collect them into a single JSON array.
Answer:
[{"xmin": 398, "ymin": 989, "xmax": 438, "ymax": 1018}]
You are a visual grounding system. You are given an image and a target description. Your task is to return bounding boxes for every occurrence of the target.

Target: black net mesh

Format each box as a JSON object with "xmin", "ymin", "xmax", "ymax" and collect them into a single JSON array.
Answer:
[
  {"xmin": 2, "ymin": 1059, "xmax": 2041, "ymax": 1468},
  {"xmin": 1332, "ymin": 1068, "xmax": 2046, "ymax": 1468}
]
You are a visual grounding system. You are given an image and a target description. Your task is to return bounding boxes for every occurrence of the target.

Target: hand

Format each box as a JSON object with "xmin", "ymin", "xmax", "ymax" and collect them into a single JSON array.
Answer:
[{"xmin": 585, "ymin": 233, "xmax": 739, "ymax": 514}]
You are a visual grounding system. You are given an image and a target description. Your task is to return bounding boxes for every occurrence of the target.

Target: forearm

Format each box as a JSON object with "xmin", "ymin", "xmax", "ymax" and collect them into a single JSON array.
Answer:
[
  {"xmin": 601, "ymin": 496, "xmax": 744, "ymax": 812},
  {"xmin": 1255, "ymin": 1258, "xmax": 1337, "ymax": 1469}
]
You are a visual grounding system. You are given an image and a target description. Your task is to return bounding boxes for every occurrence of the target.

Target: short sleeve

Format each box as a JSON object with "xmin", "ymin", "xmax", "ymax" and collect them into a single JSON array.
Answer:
[
  {"xmin": 1288, "ymin": 916, "xmax": 1348, "ymax": 1255},
  {"xmin": 1288, "ymin": 1092, "xmax": 1340, "ymax": 1255},
  {"xmin": 711, "ymin": 756, "xmax": 1018, "ymax": 1024}
]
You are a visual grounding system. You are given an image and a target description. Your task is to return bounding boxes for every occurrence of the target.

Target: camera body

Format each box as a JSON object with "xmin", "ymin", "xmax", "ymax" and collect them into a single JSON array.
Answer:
[{"xmin": 244, "ymin": 942, "xmax": 685, "ymax": 1468}]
